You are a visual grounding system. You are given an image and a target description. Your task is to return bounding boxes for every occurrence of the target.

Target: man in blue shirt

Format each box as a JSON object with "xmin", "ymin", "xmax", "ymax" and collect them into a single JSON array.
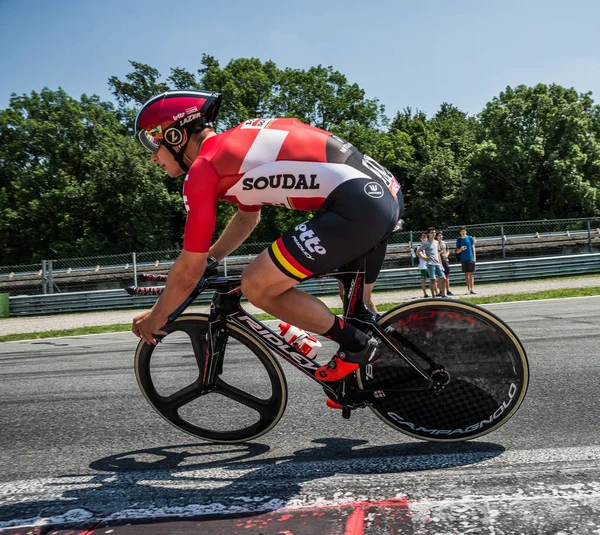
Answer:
[{"xmin": 455, "ymin": 227, "xmax": 477, "ymax": 294}]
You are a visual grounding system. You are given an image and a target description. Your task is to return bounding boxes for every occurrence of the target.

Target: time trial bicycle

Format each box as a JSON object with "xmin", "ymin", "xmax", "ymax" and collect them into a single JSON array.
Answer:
[{"xmin": 127, "ymin": 256, "xmax": 529, "ymax": 444}]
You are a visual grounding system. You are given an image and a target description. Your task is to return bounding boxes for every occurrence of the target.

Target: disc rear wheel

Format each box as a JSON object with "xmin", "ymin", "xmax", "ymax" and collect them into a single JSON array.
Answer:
[{"xmin": 358, "ymin": 300, "xmax": 529, "ymax": 441}]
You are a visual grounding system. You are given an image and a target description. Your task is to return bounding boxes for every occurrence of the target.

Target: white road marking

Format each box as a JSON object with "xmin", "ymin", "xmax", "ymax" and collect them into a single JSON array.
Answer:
[{"xmin": 1, "ymin": 445, "xmax": 599, "ymax": 529}]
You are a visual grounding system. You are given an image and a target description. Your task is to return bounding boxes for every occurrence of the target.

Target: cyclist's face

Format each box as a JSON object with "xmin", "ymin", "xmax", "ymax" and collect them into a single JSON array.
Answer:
[{"xmin": 151, "ymin": 144, "xmax": 185, "ymax": 177}]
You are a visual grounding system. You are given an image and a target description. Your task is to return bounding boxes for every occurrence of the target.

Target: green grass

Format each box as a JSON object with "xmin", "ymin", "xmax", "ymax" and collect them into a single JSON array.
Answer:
[
  {"xmin": 463, "ymin": 285, "xmax": 600, "ymax": 304},
  {"xmin": 248, "ymin": 285, "xmax": 600, "ymax": 320},
  {"xmin": 0, "ymin": 323, "xmax": 131, "ymax": 343},
  {"xmin": 2, "ymin": 285, "xmax": 600, "ymax": 343}
]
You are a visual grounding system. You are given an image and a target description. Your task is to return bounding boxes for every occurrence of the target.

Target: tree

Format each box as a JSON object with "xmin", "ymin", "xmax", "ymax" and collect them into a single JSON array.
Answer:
[
  {"xmin": 390, "ymin": 104, "xmax": 477, "ymax": 229},
  {"xmin": 108, "ymin": 61, "xmax": 169, "ymax": 109},
  {"xmin": 0, "ymin": 88, "xmax": 182, "ymax": 264},
  {"xmin": 468, "ymin": 84, "xmax": 600, "ymax": 221},
  {"xmin": 272, "ymin": 65, "xmax": 383, "ymax": 131}
]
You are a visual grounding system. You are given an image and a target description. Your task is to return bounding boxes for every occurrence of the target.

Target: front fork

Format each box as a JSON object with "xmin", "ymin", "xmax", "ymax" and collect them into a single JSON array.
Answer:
[{"xmin": 201, "ymin": 292, "xmax": 235, "ymax": 391}]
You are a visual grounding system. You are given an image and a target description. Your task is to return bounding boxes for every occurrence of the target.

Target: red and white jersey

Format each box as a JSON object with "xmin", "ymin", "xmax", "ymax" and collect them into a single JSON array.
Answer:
[{"xmin": 182, "ymin": 118, "xmax": 398, "ymax": 252}]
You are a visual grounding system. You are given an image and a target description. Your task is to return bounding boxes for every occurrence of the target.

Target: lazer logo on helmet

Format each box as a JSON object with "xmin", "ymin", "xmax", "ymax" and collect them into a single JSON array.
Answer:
[
  {"xmin": 242, "ymin": 174, "xmax": 319, "ymax": 191},
  {"xmin": 180, "ymin": 111, "xmax": 203, "ymax": 126}
]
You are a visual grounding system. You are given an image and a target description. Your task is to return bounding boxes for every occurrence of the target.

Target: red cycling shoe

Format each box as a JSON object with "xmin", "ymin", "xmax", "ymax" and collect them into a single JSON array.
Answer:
[
  {"xmin": 316, "ymin": 339, "xmax": 380, "ymax": 382},
  {"xmin": 326, "ymin": 398, "xmax": 343, "ymax": 409}
]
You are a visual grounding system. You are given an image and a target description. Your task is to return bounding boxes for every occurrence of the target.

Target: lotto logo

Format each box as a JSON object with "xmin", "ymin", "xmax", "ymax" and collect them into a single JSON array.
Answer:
[{"xmin": 293, "ymin": 222, "xmax": 326, "ymax": 256}]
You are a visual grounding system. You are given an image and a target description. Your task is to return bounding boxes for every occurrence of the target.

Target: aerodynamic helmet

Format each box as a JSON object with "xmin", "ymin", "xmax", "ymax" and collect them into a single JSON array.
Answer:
[{"xmin": 135, "ymin": 89, "xmax": 222, "ymax": 172}]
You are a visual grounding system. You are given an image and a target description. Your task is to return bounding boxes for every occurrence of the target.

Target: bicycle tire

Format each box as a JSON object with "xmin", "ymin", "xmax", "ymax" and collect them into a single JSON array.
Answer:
[
  {"xmin": 135, "ymin": 314, "xmax": 288, "ymax": 444},
  {"xmin": 357, "ymin": 299, "xmax": 529, "ymax": 442}
]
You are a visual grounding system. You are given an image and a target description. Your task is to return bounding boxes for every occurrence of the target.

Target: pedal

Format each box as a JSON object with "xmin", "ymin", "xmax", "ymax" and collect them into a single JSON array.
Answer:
[{"xmin": 342, "ymin": 407, "xmax": 352, "ymax": 419}]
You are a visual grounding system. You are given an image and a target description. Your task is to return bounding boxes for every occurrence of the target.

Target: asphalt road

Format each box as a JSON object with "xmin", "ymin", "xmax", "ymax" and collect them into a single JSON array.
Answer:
[{"xmin": 1, "ymin": 297, "xmax": 600, "ymax": 534}]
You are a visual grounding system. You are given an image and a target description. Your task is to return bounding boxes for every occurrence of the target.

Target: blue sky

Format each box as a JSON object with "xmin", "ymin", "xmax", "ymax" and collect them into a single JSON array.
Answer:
[{"xmin": 1, "ymin": 0, "xmax": 599, "ymax": 119}]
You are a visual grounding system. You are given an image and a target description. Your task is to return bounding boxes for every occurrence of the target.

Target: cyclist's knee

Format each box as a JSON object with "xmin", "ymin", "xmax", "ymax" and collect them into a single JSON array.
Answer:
[
  {"xmin": 240, "ymin": 269, "xmax": 262, "ymax": 305},
  {"xmin": 240, "ymin": 267, "xmax": 277, "ymax": 307}
]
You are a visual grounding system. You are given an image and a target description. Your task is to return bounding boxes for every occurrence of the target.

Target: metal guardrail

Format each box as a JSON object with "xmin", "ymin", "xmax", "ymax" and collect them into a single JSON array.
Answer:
[
  {"xmin": 7, "ymin": 253, "xmax": 600, "ymax": 317},
  {"xmin": 3, "ymin": 219, "xmax": 599, "ymax": 296}
]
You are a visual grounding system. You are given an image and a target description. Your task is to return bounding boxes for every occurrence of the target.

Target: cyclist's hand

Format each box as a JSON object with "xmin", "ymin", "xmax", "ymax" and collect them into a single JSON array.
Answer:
[{"xmin": 132, "ymin": 310, "xmax": 167, "ymax": 345}]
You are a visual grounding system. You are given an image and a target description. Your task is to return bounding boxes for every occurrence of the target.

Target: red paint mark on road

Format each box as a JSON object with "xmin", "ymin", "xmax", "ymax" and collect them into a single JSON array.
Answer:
[
  {"xmin": 16, "ymin": 497, "xmax": 413, "ymax": 534},
  {"xmin": 344, "ymin": 506, "xmax": 365, "ymax": 535},
  {"xmin": 75, "ymin": 521, "xmax": 103, "ymax": 535}
]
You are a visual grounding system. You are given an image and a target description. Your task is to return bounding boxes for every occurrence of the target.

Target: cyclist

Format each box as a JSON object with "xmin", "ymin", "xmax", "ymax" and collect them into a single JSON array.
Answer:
[{"xmin": 132, "ymin": 90, "xmax": 404, "ymax": 382}]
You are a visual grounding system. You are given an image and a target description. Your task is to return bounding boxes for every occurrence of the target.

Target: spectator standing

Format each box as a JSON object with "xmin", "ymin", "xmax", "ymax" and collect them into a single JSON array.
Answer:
[
  {"xmin": 414, "ymin": 233, "xmax": 429, "ymax": 298},
  {"xmin": 436, "ymin": 231, "xmax": 453, "ymax": 296},
  {"xmin": 419, "ymin": 227, "xmax": 446, "ymax": 297},
  {"xmin": 456, "ymin": 227, "xmax": 477, "ymax": 294}
]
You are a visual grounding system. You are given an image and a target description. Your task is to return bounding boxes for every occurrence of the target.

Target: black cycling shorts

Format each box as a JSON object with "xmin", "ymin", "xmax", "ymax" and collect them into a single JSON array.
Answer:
[
  {"xmin": 365, "ymin": 241, "xmax": 388, "ymax": 284},
  {"xmin": 269, "ymin": 178, "xmax": 402, "ymax": 282}
]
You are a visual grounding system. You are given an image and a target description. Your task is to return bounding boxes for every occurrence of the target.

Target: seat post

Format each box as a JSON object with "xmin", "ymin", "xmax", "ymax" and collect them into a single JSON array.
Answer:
[{"xmin": 336, "ymin": 256, "xmax": 372, "ymax": 320}]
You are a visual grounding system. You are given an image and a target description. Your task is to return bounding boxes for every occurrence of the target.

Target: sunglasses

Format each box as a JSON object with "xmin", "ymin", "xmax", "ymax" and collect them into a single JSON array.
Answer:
[{"xmin": 138, "ymin": 125, "xmax": 163, "ymax": 154}]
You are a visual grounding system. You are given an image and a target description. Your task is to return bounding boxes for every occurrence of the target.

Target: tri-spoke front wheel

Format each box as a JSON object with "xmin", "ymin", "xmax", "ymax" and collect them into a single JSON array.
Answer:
[{"xmin": 135, "ymin": 314, "xmax": 287, "ymax": 443}]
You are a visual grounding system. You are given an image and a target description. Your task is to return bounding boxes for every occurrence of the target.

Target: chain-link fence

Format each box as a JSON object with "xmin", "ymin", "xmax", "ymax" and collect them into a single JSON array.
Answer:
[
  {"xmin": 1, "ymin": 217, "xmax": 599, "ymax": 296},
  {"xmin": 390, "ymin": 217, "xmax": 600, "ymax": 269}
]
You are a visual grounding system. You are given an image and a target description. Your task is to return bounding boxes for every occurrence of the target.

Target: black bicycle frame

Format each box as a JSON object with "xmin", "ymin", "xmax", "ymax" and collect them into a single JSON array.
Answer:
[{"xmin": 164, "ymin": 255, "xmax": 439, "ymax": 405}]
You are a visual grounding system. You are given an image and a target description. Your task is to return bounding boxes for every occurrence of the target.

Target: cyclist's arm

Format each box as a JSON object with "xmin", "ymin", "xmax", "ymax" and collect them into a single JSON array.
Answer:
[
  {"xmin": 209, "ymin": 207, "xmax": 261, "ymax": 261},
  {"xmin": 150, "ymin": 250, "xmax": 208, "ymax": 320},
  {"xmin": 134, "ymin": 161, "xmax": 222, "ymax": 343},
  {"xmin": 132, "ymin": 250, "xmax": 207, "ymax": 344}
]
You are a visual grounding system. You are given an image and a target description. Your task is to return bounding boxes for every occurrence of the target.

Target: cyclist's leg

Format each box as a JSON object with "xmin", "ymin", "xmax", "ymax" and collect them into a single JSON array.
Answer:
[
  {"xmin": 363, "ymin": 241, "xmax": 388, "ymax": 313},
  {"xmin": 241, "ymin": 250, "xmax": 336, "ymax": 335},
  {"xmin": 242, "ymin": 178, "xmax": 400, "ymax": 365},
  {"xmin": 242, "ymin": 209, "xmax": 385, "ymax": 346},
  {"xmin": 242, "ymin": 233, "xmax": 373, "ymax": 376}
]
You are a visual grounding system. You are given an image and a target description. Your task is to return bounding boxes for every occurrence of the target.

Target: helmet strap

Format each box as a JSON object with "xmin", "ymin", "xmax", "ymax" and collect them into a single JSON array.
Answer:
[
  {"xmin": 164, "ymin": 119, "xmax": 209, "ymax": 175},
  {"xmin": 168, "ymin": 143, "xmax": 190, "ymax": 174}
]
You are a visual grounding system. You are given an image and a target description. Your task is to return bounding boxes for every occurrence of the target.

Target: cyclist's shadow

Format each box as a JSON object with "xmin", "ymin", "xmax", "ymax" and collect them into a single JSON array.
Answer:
[{"xmin": 0, "ymin": 437, "xmax": 504, "ymax": 529}]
